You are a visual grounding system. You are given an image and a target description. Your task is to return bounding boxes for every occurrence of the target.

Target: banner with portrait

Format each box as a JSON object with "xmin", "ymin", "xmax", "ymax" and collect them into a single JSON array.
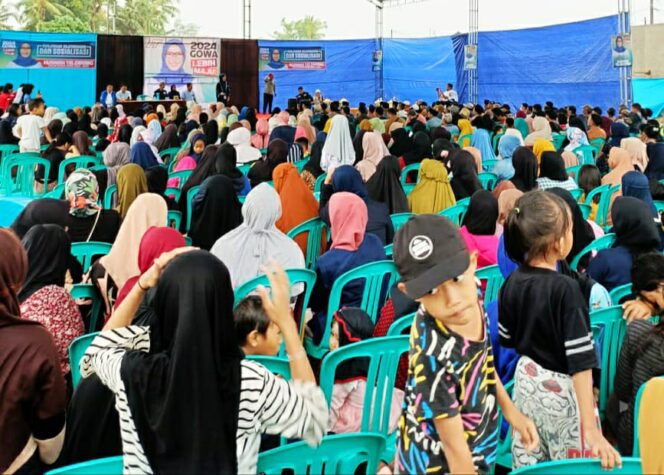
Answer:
[
  {"xmin": 372, "ymin": 50, "xmax": 383, "ymax": 72},
  {"xmin": 259, "ymin": 46, "xmax": 326, "ymax": 71},
  {"xmin": 0, "ymin": 35, "xmax": 95, "ymax": 69},
  {"xmin": 464, "ymin": 44, "xmax": 477, "ymax": 71},
  {"xmin": 611, "ymin": 34, "xmax": 633, "ymax": 68},
  {"xmin": 143, "ymin": 37, "xmax": 220, "ymax": 103}
]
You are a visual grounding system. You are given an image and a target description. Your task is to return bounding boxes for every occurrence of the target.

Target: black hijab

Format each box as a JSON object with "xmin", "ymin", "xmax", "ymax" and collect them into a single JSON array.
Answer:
[
  {"xmin": 215, "ymin": 143, "xmax": 245, "ymax": 194},
  {"xmin": 511, "ymin": 147, "xmax": 538, "ymax": 192},
  {"xmin": 432, "ymin": 138, "xmax": 457, "ymax": 166},
  {"xmin": 450, "ymin": 150, "xmax": 482, "ymax": 200},
  {"xmin": 218, "ymin": 126, "xmax": 230, "ymax": 145},
  {"xmin": 430, "ymin": 126, "xmax": 452, "ymax": 143},
  {"xmin": 462, "ymin": 190, "xmax": 498, "ymax": 235},
  {"xmin": 153, "ymin": 124, "xmax": 180, "ymax": 152},
  {"xmin": 247, "ymin": 139, "xmax": 288, "ymax": 188},
  {"xmin": 569, "ymin": 116, "xmax": 587, "ymax": 133},
  {"xmin": 333, "ymin": 308, "xmax": 375, "ymax": 381},
  {"xmin": 10, "ymin": 198, "xmax": 69, "ymax": 239},
  {"xmin": 0, "ymin": 120, "xmax": 18, "ymax": 144},
  {"xmin": 611, "ymin": 196, "xmax": 661, "ymax": 253},
  {"xmin": 203, "ymin": 120, "xmax": 219, "ymax": 146},
  {"xmin": 175, "ymin": 107, "xmax": 187, "ymax": 126},
  {"xmin": 389, "ymin": 128, "xmax": 414, "ymax": 157},
  {"xmin": 18, "ymin": 224, "xmax": 70, "ymax": 302},
  {"xmin": 366, "ymin": 155, "xmax": 409, "ymax": 214},
  {"xmin": 178, "ymin": 144, "xmax": 220, "ymax": 214},
  {"xmin": 303, "ymin": 140, "xmax": 325, "ymax": 178},
  {"xmin": 117, "ymin": 124, "xmax": 133, "ymax": 145},
  {"xmin": 547, "ymin": 188, "xmax": 595, "ymax": 264},
  {"xmin": 352, "ymin": 130, "xmax": 366, "ymax": 165},
  {"xmin": 120, "ymin": 251, "xmax": 242, "ymax": 474},
  {"xmin": 189, "ymin": 175, "xmax": 243, "ymax": 250},
  {"xmin": 539, "ymin": 151, "xmax": 569, "ymax": 182},
  {"xmin": 78, "ymin": 114, "xmax": 95, "ymax": 136},
  {"xmin": 403, "ymin": 131, "xmax": 432, "ymax": 165}
]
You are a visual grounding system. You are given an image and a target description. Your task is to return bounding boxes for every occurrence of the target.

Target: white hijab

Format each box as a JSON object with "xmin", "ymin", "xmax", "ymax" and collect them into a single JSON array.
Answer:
[
  {"xmin": 227, "ymin": 127, "xmax": 262, "ymax": 164},
  {"xmin": 321, "ymin": 115, "xmax": 355, "ymax": 171},
  {"xmin": 211, "ymin": 183, "xmax": 305, "ymax": 290}
]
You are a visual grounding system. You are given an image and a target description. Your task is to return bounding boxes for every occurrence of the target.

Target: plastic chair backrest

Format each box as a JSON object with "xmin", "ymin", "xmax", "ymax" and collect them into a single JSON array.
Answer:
[
  {"xmin": 320, "ymin": 336, "xmax": 409, "ymax": 434},
  {"xmin": 103, "ymin": 184, "xmax": 117, "ymax": 209},
  {"xmin": 159, "ymin": 147, "xmax": 180, "ymax": 164},
  {"xmin": 238, "ymin": 163, "xmax": 252, "ymax": 176},
  {"xmin": 314, "ymin": 173, "xmax": 327, "ymax": 193},
  {"xmin": 578, "ymin": 203, "xmax": 591, "ymax": 220},
  {"xmin": 305, "ymin": 260, "xmax": 399, "ymax": 359},
  {"xmin": 610, "ymin": 283, "xmax": 632, "ymax": 305},
  {"xmin": 476, "ymin": 265, "xmax": 505, "ymax": 304},
  {"xmin": 0, "ymin": 143, "xmax": 19, "ymax": 160},
  {"xmin": 510, "ymin": 457, "xmax": 642, "ymax": 475},
  {"xmin": 1, "ymin": 154, "xmax": 50, "ymax": 197},
  {"xmin": 45, "ymin": 456, "xmax": 123, "ymax": 475},
  {"xmin": 653, "ymin": 200, "xmax": 664, "ymax": 214},
  {"xmin": 390, "ymin": 212, "xmax": 414, "ymax": 233},
  {"xmin": 71, "ymin": 242, "xmax": 112, "ymax": 273},
  {"xmin": 386, "ymin": 312, "xmax": 416, "ymax": 336},
  {"xmin": 0, "ymin": 199, "xmax": 26, "ymax": 227},
  {"xmin": 185, "ymin": 185, "xmax": 200, "ymax": 232},
  {"xmin": 57, "ymin": 157, "xmax": 100, "ymax": 184},
  {"xmin": 45, "ymin": 183, "xmax": 65, "ymax": 200},
  {"xmin": 286, "ymin": 217, "xmax": 329, "ymax": 270},
  {"xmin": 294, "ymin": 157, "xmax": 309, "ymax": 172},
  {"xmin": 633, "ymin": 375, "xmax": 664, "ymax": 456},
  {"xmin": 494, "ymin": 379, "xmax": 515, "ymax": 469},
  {"xmin": 167, "ymin": 210, "xmax": 182, "ymax": 229},
  {"xmin": 482, "ymin": 159, "xmax": 499, "ymax": 172},
  {"xmin": 400, "ymin": 163, "xmax": 420, "ymax": 185},
  {"xmin": 458, "ymin": 133, "xmax": 473, "ymax": 148},
  {"xmin": 68, "ymin": 332, "xmax": 99, "ymax": 389},
  {"xmin": 164, "ymin": 187, "xmax": 181, "ymax": 202},
  {"xmin": 167, "ymin": 169, "xmax": 193, "ymax": 190},
  {"xmin": 256, "ymin": 433, "xmax": 385, "ymax": 475},
  {"xmin": 492, "ymin": 133, "xmax": 504, "ymax": 152},
  {"xmin": 247, "ymin": 355, "xmax": 291, "ymax": 380},
  {"xmin": 570, "ymin": 233, "xmax": 616, "ymax": 271},
  {"xmin": 590, "ymin": 138, "xmax": 606, "ymax": 156},
  {"xmin": 552, "ymin": 133, "xmax": 566, "ymax": 151},
  {"xmin": 439, "ymin": 202, "xmax": 468, "ymax": 225},
  {"xmin": 574, "ymin": 144, "xmax": 597, "ymax": 165},
  {"xmin": 384, "ymin": 243, "xmax": 393, "ymax": 258},
  {"xmin": 567, "ymin": 165, "xmax": 582, "ymax": 183},
  {"xmin": 70, "ymin": 283, "xmax": 104, "ymax": 333},
  {"xmin": 569, "ymin": 187, "xmax": 583, "ymax": 201},
  {"xmin": 478, "ymin": 171, "xmax": 498, "ymax": 190},
  {"xmin": 596, "ymin": 185, "xmax": 620, "ymax": 229}
]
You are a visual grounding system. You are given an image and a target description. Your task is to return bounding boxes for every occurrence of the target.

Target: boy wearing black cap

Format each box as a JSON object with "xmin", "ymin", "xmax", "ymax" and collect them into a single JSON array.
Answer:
[{"xmin": 393, "ymin": 215, "xmax": 538, "ymax": 474}]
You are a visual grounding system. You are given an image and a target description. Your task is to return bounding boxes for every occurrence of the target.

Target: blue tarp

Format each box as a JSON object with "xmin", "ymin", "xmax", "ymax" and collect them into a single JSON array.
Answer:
[
  {"xmin": 0, "ymin": 31, "xmax": 97, "ymax": 110},
  {"xmin": 634, "ymin": 78, "xmax": 664, "ymax": 117}
]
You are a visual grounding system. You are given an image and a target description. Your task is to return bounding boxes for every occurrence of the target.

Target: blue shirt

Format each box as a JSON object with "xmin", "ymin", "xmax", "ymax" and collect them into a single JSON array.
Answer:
[
  {"xmin": 181, "ymin": 90, "xmax": 196, "ymax": 102},
  {"xmin": 587, "ymin": 246, "xmax": 633, "ymax": 291}
]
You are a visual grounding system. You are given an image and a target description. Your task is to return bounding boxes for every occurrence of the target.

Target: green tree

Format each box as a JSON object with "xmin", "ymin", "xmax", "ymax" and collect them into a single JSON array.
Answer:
[
  {"xmin": 40, "ymin": 14, "xmax": 88, "ymax": 32},
  {"xmin": 17, "ymin": 0, "xmax": 73, "ymax": 31},
  {"xmin": 0, "ymin": 0, "xmax": 17, "ymax": 29},
  {"xmin": 167, "ymin": 17, "xmax": 199, "ymax": 37},
  {"xmin": 273, "ymin": 16, "xmax": 327, "ymax": 40},
  {"xmin": 115, "ymin": 0, "xmax": 175, "ymax": 35}
]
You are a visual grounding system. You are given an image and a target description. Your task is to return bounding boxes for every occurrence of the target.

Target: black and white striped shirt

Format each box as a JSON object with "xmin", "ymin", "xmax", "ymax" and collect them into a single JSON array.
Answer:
[{"xmin": 81, "ymin": 326, "xmax": 328, "ymax": 474}]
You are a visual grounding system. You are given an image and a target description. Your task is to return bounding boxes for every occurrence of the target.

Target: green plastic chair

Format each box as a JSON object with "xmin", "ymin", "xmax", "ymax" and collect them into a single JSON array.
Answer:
[
  {"xmin": 569, "ymin": 187, "xmax": 583, "ymax": 201},
  {"xmin": 168, "ymin": 169, "xmax": 193, "ymax": 190},
  {"xmin": 390, "ymin": 212, "xmax": 414, "ymax": 233},
  {"xmin": 57, "ymin": 157, "xmax": 100, "ymax": 184},
  {"xmin": 45, "ymin": 183, "xmax": 65, "ymax": 199},
  {"xmin": 482, "ymin": 159, "xmax": 499, "ymax": 172},
  {"xmin": 439, "ymin": 202, "xmax": 468, "ymax": 225},
  {"xmin": 400, "ymin": 163, "xmax": 420, "ymax": 186},
  {"xmin": 476, "ymin": 265, "xmax": 505, "ymax": 304},
  {"xmin": 570, "ymin": 233, "xmax": 616, "ymax": 271},
  {"xmin": 0, "ymin": 198, "xmax": 27, "ymax": 227},
  {"xmin": 71, "ymin": 242, "xmax": 112, "ymax": 273},
  {"xmin": 492, "ymin": 133, "xmax": 504, "ymax": 152},
  {"xmin": 164, "ymin": 187, "xmax": 181, "ymax": 202},
  {"xmin": 247, "ymin": 355, "xmax": 291, "ymax": 380},
  {"xmin": 654, "ymin": 200, "xmax": 664, "ymax": 214},
  {"xmin": 551, "ymin": 133, "xmax": 566, "ymax": 151},
  {"xmin": 1, "ymin": 154, "xmax": 50, "ymax": 197},
  {"xmin": 45, "ymin": 456, "xmax": 123, "ymax": 475},
  {"xmin": 314, "ymin": 173, "xmax": 327, "ymax": 193},
  {"xmin": 305, "ymin": 260, "xmax": 399, "ymax": 359},
  {"xmin": 257, "ymin": 433, "xmax": 385, "ymax": 475},
  {"xmin": 167, "ymin": 210, "xmax": 182, "ymax": 229},
  {"xmin": 238, "ymin": 163, "xmax": 252, "ymax": 176},
  {"xmin": 294, "ymin": 157, "xmax": 309, "ymax": 173},
  {"xmin": 103, "ymin": 184, "xmax": 117, "ymax": 209},
  {"xmin": 68, "ymin": 332, "xmax": 99, "ymax": 389},
  {"xmin": 511, "ymin": 458, "xmax": 642, "ymax": 475},
  {"xmin": 633, "ymin": 375, "xmax": 664, "ymax": 456},
  {"xmin": 159, "ymin": 147, "xmax": 180, "ymax": 164},
  {"xmin": 185, "ymin": 185, "xmax": 201, "ymax": 232},
  {"xmin": 578, "ymin": 203, "xmax": 592, "ymax": 220},
  {"xmin": 384, "ymin": 243, "xmax": 393, "ymax": 258},
  {"xmin": 585, "ymin": 184, "xmax": 619, "ymax": 228},
  {"xmin": 590, "ymin": 138, "xmax": 606, "ymax": 157},
  {"xmin": 494, "ymin": 379, "xmax": 514, "ymax": 470},
  {"xmin": 609, "ymin": 283, "xmax": 632, "ymax": 305},
  {"xmin": 574, "ymin": 144, "xmax": 597, "ymax": 165},
  {"xmin": 286, "ymin": 217, "xmax": 329, "ymax": 270},
  {"xmin": 0, "ymin": 143, "xmax": 19, "ymax": 161},
  {"xmin": 70, "ymin": 283, "xmax": 104, "ymax": 333},
  {"xmin": 567, "ymin": 165, "xmax": 583, "ymax": 183},
  {"xmin": 478, "ymin": 172, "xmax": 498, "ymax": 190},
  {"xmin": 386, "ymin": 312, "xmax": 416, "ymax": 336},
  {"xmin": 458, "ymin": 133, "xmax": 473, "ymax": 148}
]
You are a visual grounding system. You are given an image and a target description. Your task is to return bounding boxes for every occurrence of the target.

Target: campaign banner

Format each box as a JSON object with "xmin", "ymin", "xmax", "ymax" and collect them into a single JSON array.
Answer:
[
  {"xmin": 143, "ymin": 37, "xmax": 220, "ymax": 103},
  {"xmin": 611, "ymin": 34, "xmax": 633, "ymax": 68},
  {"xmin": 372, "ymin": 50, "xmax": 383, "ymax": 72},
  {"xmin": 0, "ymin": 37, "xmax": 95, "ymax": 69},
  {"xmin": 464, "ymin": 44, "xmax": 477, "ymax": 71},
  {"xmin": 259, "ymin": 46, "xmax": 326, "ymax": 71}
]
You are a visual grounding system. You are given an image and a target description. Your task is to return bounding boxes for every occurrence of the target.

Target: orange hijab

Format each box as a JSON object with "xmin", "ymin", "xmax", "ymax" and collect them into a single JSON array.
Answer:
[{"xmin": 273, "ymin": 163, "xmax": 319, "ymax": 254}]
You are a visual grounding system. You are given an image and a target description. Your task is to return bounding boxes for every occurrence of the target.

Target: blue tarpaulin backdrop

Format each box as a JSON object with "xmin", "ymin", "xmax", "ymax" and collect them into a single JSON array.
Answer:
[{"xmin": 634, "ymin": 78, "xmax": 664, "ymax": 117}]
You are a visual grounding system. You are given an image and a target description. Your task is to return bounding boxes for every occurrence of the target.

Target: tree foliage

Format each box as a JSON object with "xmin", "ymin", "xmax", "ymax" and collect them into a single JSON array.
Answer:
[
  {"xmin": 40, "ymin": 14, "xmax": 88, "ymax": 32},
  {"xmin": 0, "ymin": 0, "xmax": 17, "ymax": 29},
  {"xmin": 273, "ymin": 16, "xmax": 327, "ymax": 40}
]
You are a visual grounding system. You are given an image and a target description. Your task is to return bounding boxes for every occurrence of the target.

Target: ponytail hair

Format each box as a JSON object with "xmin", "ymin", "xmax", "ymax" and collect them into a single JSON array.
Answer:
[{"xmin": 43, "ymin": 132, "xmax": 71, "ymax": 157}]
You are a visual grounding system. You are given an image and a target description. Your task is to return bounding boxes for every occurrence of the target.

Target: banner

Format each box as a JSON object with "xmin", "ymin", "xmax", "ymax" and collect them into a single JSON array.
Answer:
[
  {"xmin": 611, "ymin": 34, "xmax": 633, "ymax": 68},
  {"xmin": 259, "ymin": 46, "xmax": 326, "ymax": 71},
  {"xmin": 463, "ymin": 44, "xmax": 477, "ymax": 71},
  {"xmin": 143, "ymin": 37, "xmax": 220, "ymax": 103},
  {"xmin": 0, "ymin": 37, "xmax": 95, "ymax": 69},
  {"xmin": 372, "ymin": 50, "xmax": 383, "ymax": 72}
]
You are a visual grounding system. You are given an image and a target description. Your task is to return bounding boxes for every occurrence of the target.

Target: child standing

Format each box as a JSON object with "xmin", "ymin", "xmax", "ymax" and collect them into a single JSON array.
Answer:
[
  {"xmin": 499, "ymin": 190, "xmax": 621, "ymax": 469},
  {"xmin": 393, "ymin": 215, "xmax": 538, "ymax": 474},
  {"xmin": 13, "ymin": 98, "xmax": 51, "ymax": 153}
]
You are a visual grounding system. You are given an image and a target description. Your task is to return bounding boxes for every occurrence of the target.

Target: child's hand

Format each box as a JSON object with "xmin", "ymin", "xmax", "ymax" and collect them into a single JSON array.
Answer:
[
  {"xmin": 622, "ymin": 299, "xmax": 654, "ymax": 322},
  {"xmin": 257, "ymin": 262, "xmax": 293, "ymax": 331},
  {"xmin": 584, "ymin": 428, "xmax": 622, "ymax": 470},
  {"xmin": 509, "ymin": 411, "xmax": 539, "ymax": 452}
]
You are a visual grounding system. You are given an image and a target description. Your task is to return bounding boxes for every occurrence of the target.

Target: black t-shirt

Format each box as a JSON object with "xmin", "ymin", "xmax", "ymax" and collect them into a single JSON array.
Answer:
[
  {"xmin": 65, "ymin": 210, "xmax": 121, "ymax": 244},
  {"xmin": 168, "ymin": 91, "xmax": 180, "ymax": 100},
  {"xmin": 498, "ymin": 265, "xmax": 598, "ymax": 375},
  {"xmin": 153, "ymin": 89, "xmax": 168, "ymax": 100},
  {"xmin": 37, "ymin": 149, "xmax": 66, "ymax": 183},
  {"xmin": 297, "ymin": 92, "xmax": 313, "ymax": 104}
]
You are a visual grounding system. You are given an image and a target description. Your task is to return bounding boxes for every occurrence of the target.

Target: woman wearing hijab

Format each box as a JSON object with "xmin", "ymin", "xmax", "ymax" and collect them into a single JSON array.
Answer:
[
  {"xmin": 431, "ymin": 137, "xmax": 457, "ymax": 166},
  {"xmin": 321, "ymin": 115, "xmax": 355, "ymax": 171},
  {"xmin": 215, "ymin": 142, "xmax": 251, "ymax": 195},
  {"xmin": 470, "ymin": 128, "xmax": 496, "ymax": 163},
  {"xmin": 407, "ymin": 159, "xmax": 456, "ymax": 215},
  {"xmin": 301, "ymin": 140, "xmax": 325, "ymax": 191},
  {"xmin": 602, "ymin": 146, "xmax": 635, "ymax": 186},
  {"xmin": 189, "ymin": 175, "xmax": 242, "ymax": 250},
  {"xmin": 389, "ymin": 127, "xmax": 414, "ymax": 158},
  {"xmin": 248, "ymin": 138, "xmax": 288, "ymax": 188},
  {"xmin": 621, "ymin": 137, "xmax": 649, "ymax": 172},
  {"xmin": 563, "ymin": 126, "xmax": 590, "ymax": 153},
  {"xmin": 227, "ymin": 126, "xmax": 261, "ymax": 165},
  {"xmin": 211, "ymin": 183, "xmax": 305, "ymax": 289},
  {"xmin": 98, "ymin": 142, "xmax": 130, "ymax": 202},
  {"xmin": 547, "ymin": 188, "xmax": 596, "ymax": 266},
  {"xmin": 0, "ymin": 230, "xmax": 67, "ymax": 474},
  {"xmin": 644, "ymin": 124, "xmax": 664, "ymax": 181},
  {"xmin": 273, "ymin": 163, "xmax": 319, "ymax": 255},
  {"xmin": 19, "ymin": 225, "xmax": 84, "ymax": 377},
  {"xmin": 356, "ymin": 131, "xmax": 388, "ymax": 182},
  {"xmin": 319, "ymin": 165, "xmax": 394, "ymax": 245},
  {"xmin": 524, "ymin": 116, "xmax": 553, "ymax": 146},
  {"xmin": 251, "ymin": 118, "xmax": 270, "ymax": 150},
  {"xmin": 153, "ymin": 124, "xmax": 180, "ymax": 152},
  {"xmin": 532, "ymin": 137, "xmax": 555, "ymax": 164},
  {"xmin": 145, "ymin": 166, "xmax": 177, "ymax": 210},
  {"xmin": 130, "ymin": 125, "xmax": 146, "ymax": 147},
  {"xmin": 309, "ymin": 192, "xmax": 387, "ymax": 343},
  {"xmin": 174, "ymin": 145, "xmax": 221, "ymax": 228},
  {"xmin": 366, "ymin": 155, "xmax": 409, "ymax": 214},
  {"xmin": 498, "ymin": 189, "xmax": 523, "ymax": 227},
  {"xmin": 588, "ymin": 197, "xmax": 661, "ymax": 290},
  {"xmin": 459, "ymin": 190, "xmax": 499, "ymax": 268},
  {"xmin": 457, "ymin": 118, "xmax": 474, "ymax": 147},
  {"xmin": 621, "ymin": 171, "xmax": 664, "ymax": 246},
  {"xmin": 202, "ymin": 120, "xmax": 218, "ymax": 146},
  {"xmin": 147, "ymin": 119, "xmax": 162, "ymax": 144},
  {"xmin": 402, "ymin": 131, "xmax": 432, "ymax": 167},
  {"xmin": 450, "ymin": 150, "xmax": 483, "ymax": 200},
  {"xmin": 130, "ymin": 142, "xmax": 160, "ymax": 170},
  {"xmin": 510, "ymin": 147, "xmax": 539, "ymax": 192},
  {"xmin": 492, "ymin": 134, "xmax": 521, "ymax": 181},
  {"xmin": 116, "ymin": 164, "xmax": 148, "ymax": 219},
  {"xmin": 68, "ymin": 130, "xmax": 95, "ymax": 157},
  {"xmin": 116, "ymin": 123, "xmax": 132, "ymax": 145},
  {"xmin": 537, "ymin": 151, "xmax": 577, "ymax": 191}
]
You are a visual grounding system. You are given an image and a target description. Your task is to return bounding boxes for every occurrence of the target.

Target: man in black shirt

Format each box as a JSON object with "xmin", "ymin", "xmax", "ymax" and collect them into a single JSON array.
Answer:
[
  {"xmin": 153, "ymin": 82, "xmax": 168, "ymax": 100},
  {"xmin": 296, "ymin": 86, "xmax": 312, "ymax": 105}
]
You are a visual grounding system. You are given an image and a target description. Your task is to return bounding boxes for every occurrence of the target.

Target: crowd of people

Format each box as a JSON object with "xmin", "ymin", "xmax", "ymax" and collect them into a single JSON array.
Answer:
[{"xmin": 1, "ymin": 82, "xmax": 664, "ymax": 474}]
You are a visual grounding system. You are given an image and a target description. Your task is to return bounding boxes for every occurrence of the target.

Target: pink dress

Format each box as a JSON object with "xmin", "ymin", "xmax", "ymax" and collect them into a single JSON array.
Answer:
[
  {"xmin": 166, "ymin": 156, "xmax": 197, "ymax": 188},
  {"xmin": 459, "ymin": 226, "xmax": 499, "ymax": 268}
]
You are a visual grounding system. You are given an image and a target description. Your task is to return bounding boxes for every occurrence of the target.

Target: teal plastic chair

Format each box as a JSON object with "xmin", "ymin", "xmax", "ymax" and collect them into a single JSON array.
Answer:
[
  {"xmin": 654, "ymin": 200, "xmax": 664, "ymax": 214},
  {"xmin": 633, "ymin": 375, "xmax": 664, "ymax": 456},
  {"xmin": 494, "ymin": 379, "xmax": 514, "ymax": 470},
  {"xmin": 103, "ymin": 184, "xmax": 117, "ymax": 209},
  {"xmin": 400, "ymin": 163, "xmax": 420, "ymax": 186},
  {"xmin": 1, "ymin": 154, "xmax": 50, "ymax": 197},
  {"xmin": 257, "ymin": 433, "xmax": 385, "ymax": 475},
  {"xmin": 45, "ymin": 456, "xmax": 123, "ymax": 475},
  {"xmin": 566, "ymin": 165, "xmax": 583, "ymax": 183},
  {"xmin": 57, "ymin": 157, "xmax": 100, "ymax": 184},
  {"xmin": 0, "ymin": 143, "xmax": 19, "ymax": 161},
  {"xmin": 570, "ymin": 233, "xmax": 616, "ymax": 271},
  {"xmin": 247, "ymin": 355, "xmax": 291, "ymax": 380},
  {"xmin": 164, "ymin": 187, "xmax": 181, "ymax": 202},
  {"xmin": 238, "ymin": 163, "xmax": 252, "ymax": 176},
  {"xmin": 286, "ymin": 217, "xmax": 329, "ymax": 270},
  {"xmin": 185, "ymin": 185, "xmax": 200, "ymax": 232},
  {"xmin": 390, "ymin": 212, "xmax": 414, "ymax": 233},
  {"xmin": 590, "ymin": 138, "xmax": 606, "ymax": 157},
  {"xmin": 439, "ymin": 202, "xmax": 468, "ymax": 225},
  {"xmin": 45, "ymin": 183, "xmax": 65, "ymax": 199},
  {"xmin": 610, "ymin": 283, "xmax": 632, "ymax": 305},
  {"xmin": 478, "ymin": 171, "xmax": 498, "ymax": 190},
  {"xmin": 71, "ymin": 242, "xmax": 112, "ymax": 273},
  {"xmin": 492, "ymin": 133, "xmax": 504, "ymax": 152},
  {"xmin": 552, "ymin": 133, "xmax": 566, "ymax": 151},
  {"xmin": 482, "ymin": 159, "xmax": 499, "ymax": 172},
  {"xmin": 305, "ymin": 260, "xmax": 399, "ymax": 359},
  {"xmin": 569, "ymin": 187, "xmax": 583, "ymax": 201},
  {"xmin": 384, "ymin": 243, "xmax": 393, "ymax": 258},
  {"xmin": 574, "ymin": 144, "xmax": 597, "ymax": 165},
  {"xmin": 68, "ymin": 332, "xmax": 99, "ymax": 389},
  {"xmin": 234, "ymin": 268, "xmax": 316, "ymax": 338},
  {"xmin": 386, "ymin": 312, "xmax": 416, "ymax": 336},
  {"xmin": 167, "ymin": 169, "xmax": 193, "ymax": 190},
  {"xmin": 294, "ymin": 157, "xmax": 309, "ymax": 173},
  {"xmin": 456, "ymin": 196, "xmax": 471, "ymax": 207},
  {"xmin": 578, "ymin": 203, "xmax": 592, "ymax": 220},
  {"xmin": 159, "ymin": 147, "xmax": 180, "ymax": 164},
  {"xmin": 314, "ymin": 173, "xmax": 327, "ymax": 193},
  {"xmin": 70, "ymin": 283, "xmax": 104, "ymax": 333},
  {"xmin": 585, "ymin": 184, "xmax": 619, "ymax": 228},
  {"xmin": 511, "ymin": 457, "xmax": 642, "ymax": 475},
  {"xmin": 476, "ymin": 265, "xmax": 504, "ymax": 304},
  {"xmin": 167, "ymin": 210, "xmax": 182, "ymax": 229},
  {"xmin": 0, "ymin": 198, "xmax": 27, "ymax": 227},
  {"xmin": 458, "ymin": 133, "xmax": 473, "ymax": 148}
]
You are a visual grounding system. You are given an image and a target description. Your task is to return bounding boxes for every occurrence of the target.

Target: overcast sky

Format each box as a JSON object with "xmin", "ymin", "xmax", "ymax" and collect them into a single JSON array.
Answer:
[{"xmin": 181, "ymin": 0, "xmax": 661, "ymax": 39}]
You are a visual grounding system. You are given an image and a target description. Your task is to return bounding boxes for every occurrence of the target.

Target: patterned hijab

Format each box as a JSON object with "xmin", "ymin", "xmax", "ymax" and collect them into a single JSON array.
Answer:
[{"xmin": 65, "ymin": 169, "xmax": 100, "ymax": 218}]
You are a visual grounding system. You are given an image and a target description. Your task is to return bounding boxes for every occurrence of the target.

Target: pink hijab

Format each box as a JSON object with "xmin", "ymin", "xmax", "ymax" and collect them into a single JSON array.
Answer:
[
  {"xmin": 251, "ymin": 118, "xmax": 269, "ymax": 149},
  {"xmin": 464, "ymin": 146, "xmax": 483, "ymax": 172},
  {"xmin": 329, "ymin": 192, "xmax": 367, "ymax": 251},
  {"xmin": 356, "ymin": 131, "xmax": 389, "ymax": 182}
]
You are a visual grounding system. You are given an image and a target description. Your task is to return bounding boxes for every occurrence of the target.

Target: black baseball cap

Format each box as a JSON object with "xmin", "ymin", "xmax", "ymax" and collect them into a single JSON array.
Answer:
[{"xmin": 393, "ymin": 214, "xmax": 470, "ymax": 300}]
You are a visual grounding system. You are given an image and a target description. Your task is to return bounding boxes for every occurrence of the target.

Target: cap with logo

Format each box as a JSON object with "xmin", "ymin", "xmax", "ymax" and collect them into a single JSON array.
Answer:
[{"xmin": 393, "ymin": 214, "xmax": 469, "ymax": 300}]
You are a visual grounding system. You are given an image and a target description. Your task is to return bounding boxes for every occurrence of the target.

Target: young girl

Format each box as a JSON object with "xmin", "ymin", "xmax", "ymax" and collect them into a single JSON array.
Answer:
[
  {"xmin": 577, "ymin": 164, "xmax": 601, "ymax": 224},
  {"xmin": 499, "ymin": 191, "xmax": 621, "ymax": 470}
]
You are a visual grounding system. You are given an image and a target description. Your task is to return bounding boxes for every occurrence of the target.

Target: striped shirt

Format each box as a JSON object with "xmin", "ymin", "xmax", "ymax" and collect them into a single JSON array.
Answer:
[{"xmin": 81, "ymin": 326, "xmax": 328, "ymax": 474}]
